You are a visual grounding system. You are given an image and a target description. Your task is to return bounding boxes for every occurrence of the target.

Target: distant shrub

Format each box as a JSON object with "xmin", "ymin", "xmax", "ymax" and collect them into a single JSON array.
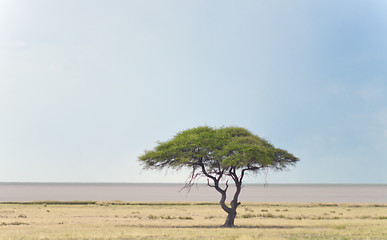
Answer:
[
  {"xmin": 147, "ymin": 214, "xmax": 158, "ymax": 220},
  {"xmin": 0, "ymin": 201, "xmax": 97, "ymax": 205},
  {"xmin": 195, "ymin": 202, "xmax": 218, "ymax": 206},
  {"xmin": 348, "ymin": 205, "xmax": 362, "ymax": 208},
  {"xmin": 244, "ymin": 208, "xmax": 254, "ymax": 212},
  {"xmin": 0, "ymin": 222, "xmax": 29, "ymax": 226},
  {"xmin": 241, "ymin": 213, "xmax": 255, "ymax": 218},
  {"xmin": 261, "ymin": 213, "xmax": 275, "ymax": 218},
  {"xmin": 319, "ymin": 204, "xmax": 338, "ymax": 207},
  {"xmin": 370, "ymin": 204, "xmax": 387, "ymax": 208},
  {"xmin": 335, "ymin": 225, "xmax": 346, "ymax": 230}
]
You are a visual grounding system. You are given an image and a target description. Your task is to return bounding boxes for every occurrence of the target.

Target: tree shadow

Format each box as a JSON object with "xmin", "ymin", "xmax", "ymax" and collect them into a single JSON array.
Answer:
[{"xmin": 120, "ymin": 224, "xmax": 306, "ymax": 229}]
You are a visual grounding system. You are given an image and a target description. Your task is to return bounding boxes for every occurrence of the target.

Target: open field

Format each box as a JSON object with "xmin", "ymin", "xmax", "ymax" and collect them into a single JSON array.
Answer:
[{"xmin": 0, "ymin": 202, "xmax": 386, "ymax": 240}]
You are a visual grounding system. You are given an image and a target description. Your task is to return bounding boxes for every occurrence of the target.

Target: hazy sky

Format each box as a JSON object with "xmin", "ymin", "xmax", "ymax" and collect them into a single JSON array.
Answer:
[{"xmin": 1, "ymin": 0, "xmax": 387, "ymax": 183}]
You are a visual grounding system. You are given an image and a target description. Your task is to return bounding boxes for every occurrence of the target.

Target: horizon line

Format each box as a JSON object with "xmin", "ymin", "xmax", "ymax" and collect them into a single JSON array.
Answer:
[{"xmin": 1, "ymin": 182, "xmax": 386, "ymax": 185}]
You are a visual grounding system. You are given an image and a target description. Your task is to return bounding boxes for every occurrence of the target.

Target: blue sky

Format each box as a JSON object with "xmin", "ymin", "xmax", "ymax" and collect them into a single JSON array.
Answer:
[{"xmin": 1, "ymin": 0, "xmax": 386, "ymax": 183}]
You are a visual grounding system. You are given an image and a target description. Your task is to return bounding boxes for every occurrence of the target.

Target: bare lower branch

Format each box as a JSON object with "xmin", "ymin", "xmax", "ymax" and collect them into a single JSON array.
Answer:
[
  {"xmin": 207, "ymin": 178, "xmax": 215, "ymax": 188},
  {"xmin": 180, "ymin": 166, "xmax": 202, "ymax": 192},
  {"xmin": 224, "ymin": 180, "xmax": 229, "ymax": 192}
]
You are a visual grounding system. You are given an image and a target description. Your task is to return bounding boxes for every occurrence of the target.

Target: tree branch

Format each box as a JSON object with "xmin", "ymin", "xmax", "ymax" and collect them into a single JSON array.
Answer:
[
  {"xmin": 240, "ymin": 166, "xmax": 262, "ymax": 182},
  {"xmin": 180, "ymin": 165, "xmax": 201, "ymax": 192},
  {"xmin": 224, "ymin": 180, "xmax": 229, "ymax": 192},
  {"xmin": 227, "ymin": 167, "xmax": 239, "ymax": 185},
  {"xmin": 207, "ymin": 178, "xmax": 215, "ymax": 188},
  {"xmin": 198, "ymin": 160, "xmax": 232, "ymax": 213},
  {"xmin": 199, "ymin": 160, "xmax": 217, "ymax": 183}
]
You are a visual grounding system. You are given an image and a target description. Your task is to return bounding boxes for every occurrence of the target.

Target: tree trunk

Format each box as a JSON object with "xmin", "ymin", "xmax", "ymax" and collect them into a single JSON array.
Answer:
[
  {"xmin": 223, "ymin": 209, "xmax": 237, "ymax": 227},
  {"xmin": 214, "ymin": 183, "xmax": 238, "ymax": 228},
  {"xmin": 205, "ymin": 168, "xmax": 242, "ymax": 228},
  {"xmin": 222, "ymin": 184, "xmax": 241, "ymax": 227}
]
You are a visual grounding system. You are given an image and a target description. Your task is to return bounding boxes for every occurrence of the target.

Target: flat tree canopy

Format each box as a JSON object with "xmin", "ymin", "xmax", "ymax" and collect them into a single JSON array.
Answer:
[{"xmin": 139, "ymin": 126, "xmax": 299, "ymax": 227}]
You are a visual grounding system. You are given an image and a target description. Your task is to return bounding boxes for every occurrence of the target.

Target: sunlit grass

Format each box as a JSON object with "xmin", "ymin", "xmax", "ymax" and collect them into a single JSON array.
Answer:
[{"xmin": 0, "ymin": 202, "xmax": 386, "ymax": 239}]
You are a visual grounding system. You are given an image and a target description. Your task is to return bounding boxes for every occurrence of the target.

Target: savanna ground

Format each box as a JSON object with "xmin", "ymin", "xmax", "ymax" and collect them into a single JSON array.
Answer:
[{"xmin": 0, "ymin": 201, "xmax": 386, "ymax": 240}]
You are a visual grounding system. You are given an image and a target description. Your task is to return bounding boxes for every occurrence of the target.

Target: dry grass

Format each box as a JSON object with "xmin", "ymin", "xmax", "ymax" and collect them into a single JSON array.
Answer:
[{"xmin": 0, "ymin": 202, "xmax": 386, "ymax": 239}]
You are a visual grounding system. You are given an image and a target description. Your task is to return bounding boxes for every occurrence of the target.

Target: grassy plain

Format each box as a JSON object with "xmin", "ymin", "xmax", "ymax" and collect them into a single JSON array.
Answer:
[{"xmin": 0, "ymin": 201, "xmax": 386, "ymax": 240}]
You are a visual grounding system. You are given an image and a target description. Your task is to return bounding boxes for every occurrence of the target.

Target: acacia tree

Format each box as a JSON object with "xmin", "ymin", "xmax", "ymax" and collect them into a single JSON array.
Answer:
[{"xmin": 138, "ymin": 126, "xmax": 299, "ymax": 227}]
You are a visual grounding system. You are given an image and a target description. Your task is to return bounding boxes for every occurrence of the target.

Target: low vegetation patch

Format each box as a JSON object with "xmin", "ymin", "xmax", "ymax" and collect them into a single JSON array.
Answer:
[
  {"xmin": 0, "ymin": 201, "xmax": 97, "ymax": 205},
  {"xmin": 1, "ymin": 222, "xmax": 29, "ymax": 226}
]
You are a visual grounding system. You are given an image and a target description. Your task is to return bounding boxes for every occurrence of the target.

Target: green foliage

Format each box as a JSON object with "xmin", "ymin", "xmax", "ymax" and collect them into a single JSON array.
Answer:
[{"xmin": 139, "ymin": 126, "xmax": 298, "ymax": 173}]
